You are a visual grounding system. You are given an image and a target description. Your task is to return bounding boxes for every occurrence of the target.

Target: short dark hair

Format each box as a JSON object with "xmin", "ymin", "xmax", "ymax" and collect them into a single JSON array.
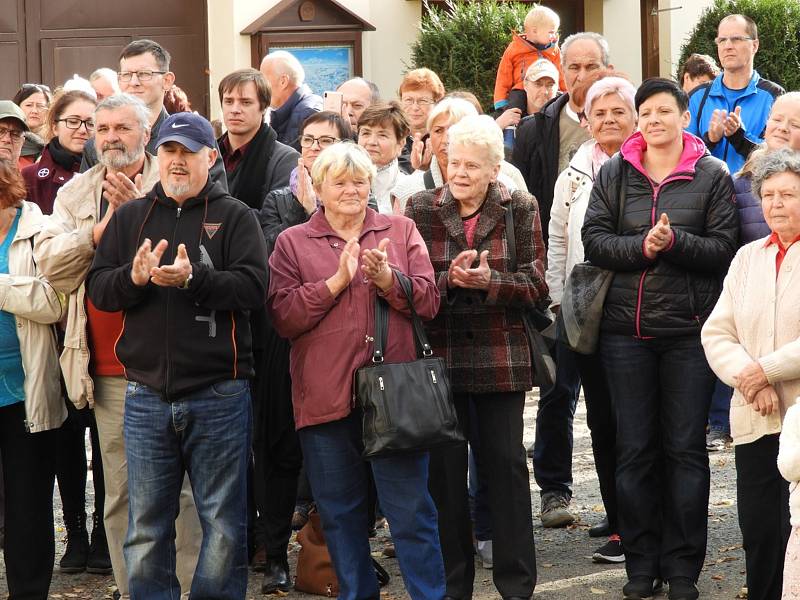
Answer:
[
  {"xmin": 720, "ymin": 14, "xmax": 758, "ymax": 40},
  {"xmin": 301, "ymin": 110, "xmax": 352, "ymax": 141},
  {"xmin": 218, "ymin": 69, "xmax": 271, "ymax": 112},
  {"xmin": 13, "ymin": 83, "xmax": 52, "ymax": 108},
  {"xmin": 120, "ymin": 39, "xmax": 171, "ymax": 71},
  {"xmin": 679, "ymin": 54, "xmax": 720, "ymax": 83},
  {"xmin": 635, "ymin": 77, "xmax": 689, "ymax": 113},
  {"xmin": 357, "ymin": 101, "xmax": 410, "ymax": 142}
]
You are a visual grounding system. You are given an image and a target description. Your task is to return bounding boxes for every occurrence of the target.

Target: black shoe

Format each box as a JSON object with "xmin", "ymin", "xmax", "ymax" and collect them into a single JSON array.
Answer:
[
  {"xmin": 60, "ymin": 512, "xmax": 89, "ymax": 573},
  {"xmin": 623, "ymin": 576, "xmax": 657, "ymax": 600},
  {"xmin": 668, "ymin": 577, "xmax": 699, "ymax": 600},
  {"xmin": 592, "ymin": 535, "xmax": 625, "ymax": 563},
  {"xmin": 261, "ymin": 558, "xmax": 291, "ymax": 594},
  {"xmin": 589, "ymin": 516, "xmax": 611, "ymax": 538},
  {"xmin": 86, "ymin": 512, "xmax": 113, "ymax": 575}
]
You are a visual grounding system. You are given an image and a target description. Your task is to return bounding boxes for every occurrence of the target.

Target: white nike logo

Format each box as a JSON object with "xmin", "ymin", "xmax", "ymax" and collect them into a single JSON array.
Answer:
[{"xmin": 171, "ymin": 123, "xmax": 190, "ymax": 129}]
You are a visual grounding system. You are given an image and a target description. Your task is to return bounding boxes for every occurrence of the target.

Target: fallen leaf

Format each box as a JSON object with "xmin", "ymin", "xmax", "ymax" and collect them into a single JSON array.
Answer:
[
  {"xmin": 711, "ymin": 575, "xmax": 724, "ymax": 581},
  {"xmin": 590, "ymin": 587, "xmax": 606, "ymax": 594}
]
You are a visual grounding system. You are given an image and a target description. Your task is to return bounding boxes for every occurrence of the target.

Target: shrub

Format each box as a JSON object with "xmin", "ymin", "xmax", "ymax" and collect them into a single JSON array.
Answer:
[
  {"xmin": 409, "ymin": 0, "xmax": 531, "ymax": 112},
  {"xmin": 677, "ymin": 0, "xmax": 800, "ymax": 91}
]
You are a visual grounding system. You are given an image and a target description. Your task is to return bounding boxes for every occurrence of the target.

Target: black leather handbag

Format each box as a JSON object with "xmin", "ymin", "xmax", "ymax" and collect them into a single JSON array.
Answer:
[{"xmin": 354, "ymin": 271, "xmax": 463, "ymax": 459}]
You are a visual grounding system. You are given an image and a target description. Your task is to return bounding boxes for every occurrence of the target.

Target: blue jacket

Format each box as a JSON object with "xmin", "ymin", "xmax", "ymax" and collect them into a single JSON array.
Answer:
[
  {"xmin": 270, "ymin": 84, "xmax": 322, "ymax": 151},
  {"xmin": 687, "ymin": 71, "xmax": 783, "ymax": 174},
  {"xmin": 734, "ymin": 174, "xmax": 770, "ymax": 245}
]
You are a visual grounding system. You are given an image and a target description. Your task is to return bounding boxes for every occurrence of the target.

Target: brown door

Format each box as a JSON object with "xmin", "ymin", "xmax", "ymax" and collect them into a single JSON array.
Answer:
[
  {"xmin": 641, "ymin": 0, "xmax": 660, "ymax": 79},
  {"xmin": 1, "ymin": 0, "xmax": 210, "ymax": 116}
]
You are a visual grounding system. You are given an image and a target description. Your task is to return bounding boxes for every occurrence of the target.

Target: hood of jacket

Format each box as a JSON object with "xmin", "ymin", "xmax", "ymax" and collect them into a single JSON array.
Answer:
[{"xmin": 620, "ymin": 130, "xmax": 708, "ymax": 181}]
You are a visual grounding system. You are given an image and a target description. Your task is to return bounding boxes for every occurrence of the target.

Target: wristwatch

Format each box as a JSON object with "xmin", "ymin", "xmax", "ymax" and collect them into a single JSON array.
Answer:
[{"xmin": 181, "ymin": 273, "xmax": 193, "ymax": 289}]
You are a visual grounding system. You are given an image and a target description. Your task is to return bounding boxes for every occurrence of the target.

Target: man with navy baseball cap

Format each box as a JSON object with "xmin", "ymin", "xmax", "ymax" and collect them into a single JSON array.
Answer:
[{"xmin": 86, "ymin": 109, "xmax": 268, "ymax": 598}]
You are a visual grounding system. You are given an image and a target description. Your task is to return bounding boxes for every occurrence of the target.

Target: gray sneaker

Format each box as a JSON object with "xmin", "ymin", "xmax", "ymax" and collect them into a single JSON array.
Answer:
[
  {"xmin": 476, "ymin": 539, "xmax": 493, "ymax": 568},
  {"xmin": 540, "ymin": 492, "xmax": 575, "ymax": 528},
  {"xmin": 706, "ymin": 428, "xmax": 732, "ymax": 452}
]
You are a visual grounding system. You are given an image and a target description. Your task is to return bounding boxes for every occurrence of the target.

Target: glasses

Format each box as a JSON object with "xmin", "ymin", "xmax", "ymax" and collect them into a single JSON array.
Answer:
[
  {"xmin": 56, "ymin": 117, "xmax": 95, "ymax": 131},
  {"xmin": 118, "ymin": 70, "xmax": 167, "ymax": 82},
  {"xmin": 714, "ymin": 35, "xmax": 754, "ymax": 45},
  {"xmin": 401, "ymin": 97, "xmax": 435, "ymax": 107},
  {"xmin": 299, "ymin": 134, "xmax": 339, "ymax": 148},
  {"xmin": 0, "ymin": 127, "xmax": 24, "ymax": 142}
]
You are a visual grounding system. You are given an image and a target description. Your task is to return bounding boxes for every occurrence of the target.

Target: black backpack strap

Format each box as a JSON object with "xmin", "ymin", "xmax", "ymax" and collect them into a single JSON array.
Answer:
[
  {"xmin": 423, "ymin": 169, "xmax": 436, "ymax": 190},
  {"xmin": 694, "ymin": 83, "xmax": 713, "ymax": 137}
]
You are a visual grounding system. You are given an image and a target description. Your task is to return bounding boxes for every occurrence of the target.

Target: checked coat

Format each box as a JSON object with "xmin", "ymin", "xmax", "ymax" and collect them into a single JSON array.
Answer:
[{"xmin": 405, "ymin": 181, "xmax": 548, "ymax": 394}]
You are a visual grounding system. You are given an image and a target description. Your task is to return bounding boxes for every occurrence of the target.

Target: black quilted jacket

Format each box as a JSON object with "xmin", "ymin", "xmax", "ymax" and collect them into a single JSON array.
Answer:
[{"xmin": 581, "ymin": 132, "xmax": 739, "ymax": 338}]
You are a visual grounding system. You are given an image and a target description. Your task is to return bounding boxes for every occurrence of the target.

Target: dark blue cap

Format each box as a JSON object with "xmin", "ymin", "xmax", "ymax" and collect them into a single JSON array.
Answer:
[{"xmin": 155, "ymin": 112, "xmax": 216, "ymax": 152}]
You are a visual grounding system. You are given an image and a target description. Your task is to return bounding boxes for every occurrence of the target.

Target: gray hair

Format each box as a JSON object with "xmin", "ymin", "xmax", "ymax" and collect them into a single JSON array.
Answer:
[
  {"xmin": 311, "ymin": 142, "xmax": 376, "ymax": 189},
  {"xmin": 90, "ymin": 67, "xmax": 118, "ymax": 84},
  {"xmin": 447, "ymin": 114, "xmax": 504, "ymax": 168},
  {"xmin": 95, "ymin": 94, "xmax": 150, "ymax": 133},
  {"xmin": 262, "ymin": 51, "xmax": 305, "ymax": 86},
  {"xmin": 752, "ymin": 148, "xmax": 800, "ymax": 199},
  {"xmin": 338, "ymin": 77, "xmax": 381, "ymax": 104},
  {"xmin": 561, "ymin": 32, "xmax": 611, "ymax": 68},
  {"xmin": 426, "ymin": 97, "xmax": 478, "ymax": 132}
]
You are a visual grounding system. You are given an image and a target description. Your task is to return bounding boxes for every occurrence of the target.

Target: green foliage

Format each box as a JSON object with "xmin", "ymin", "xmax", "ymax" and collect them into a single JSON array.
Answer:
[
  {"xmin": 677, "ymin": 0, "xmax": 800, "ymax": 90},
  {"xmin": 409, "ymin": 0, "xmax": 532, "ymax": 112}
]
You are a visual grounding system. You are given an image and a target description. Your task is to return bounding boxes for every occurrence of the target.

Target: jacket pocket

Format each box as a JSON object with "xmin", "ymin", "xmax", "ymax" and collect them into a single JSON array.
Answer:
[{"xmin": 729, "ymin": 392, "xmax": 753, "ymax": 441}]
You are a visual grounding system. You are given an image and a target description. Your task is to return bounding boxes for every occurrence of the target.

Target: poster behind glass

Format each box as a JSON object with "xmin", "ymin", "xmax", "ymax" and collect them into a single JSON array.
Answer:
[{"xmin": 269, "ymin": 45, "xmax": 354, "ymax": 95}]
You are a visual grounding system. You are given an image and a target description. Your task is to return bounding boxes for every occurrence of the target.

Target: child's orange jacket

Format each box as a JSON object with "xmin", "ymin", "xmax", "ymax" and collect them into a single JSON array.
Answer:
[{"xmin": 493, "ymin": 31, "xmax": 567, "ymax": 110}]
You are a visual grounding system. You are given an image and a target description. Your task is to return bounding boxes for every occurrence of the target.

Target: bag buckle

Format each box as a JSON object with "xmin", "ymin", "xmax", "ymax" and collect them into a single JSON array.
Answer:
[
  {"xmin": 372, "ymin": 350, "xmax": 384, "ymax": 363},
  {"xmin": 422, "ymin": 344, "xmax": 433, "ymax": 357}
]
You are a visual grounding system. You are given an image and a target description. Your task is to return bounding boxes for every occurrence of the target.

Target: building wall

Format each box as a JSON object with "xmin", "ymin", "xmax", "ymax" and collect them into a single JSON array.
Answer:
[
  {"xmin": 206, "ymin": 0, "xmax": 421, "ymax": 120},
  {"xmin": 602, "ymin": 0, "xmax": 643, "ymax": 83},
  {"xmin": 661, "ymin": 0, "xmax": 716, "ymax": 78}
]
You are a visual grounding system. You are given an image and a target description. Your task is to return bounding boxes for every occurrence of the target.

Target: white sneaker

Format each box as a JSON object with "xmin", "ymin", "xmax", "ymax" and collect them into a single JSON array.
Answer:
[{"xmin": 476, "ymin": 539, "xmax": 493, "ymax": 569}]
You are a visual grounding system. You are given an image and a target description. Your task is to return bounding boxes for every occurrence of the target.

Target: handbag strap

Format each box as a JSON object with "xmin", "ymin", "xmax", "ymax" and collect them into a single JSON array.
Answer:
[{"xmin": 371, "ymin": 270, "xmax": 433, "ymax": 363}]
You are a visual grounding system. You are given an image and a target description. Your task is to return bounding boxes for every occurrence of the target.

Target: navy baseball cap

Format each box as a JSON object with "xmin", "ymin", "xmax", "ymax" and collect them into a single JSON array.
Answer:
[{"xmin": 155, "ymin": 112, "xmax": 216, "ymax": 152}]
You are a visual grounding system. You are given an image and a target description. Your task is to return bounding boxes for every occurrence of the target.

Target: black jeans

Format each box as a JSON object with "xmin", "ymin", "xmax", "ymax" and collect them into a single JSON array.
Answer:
[
  {"xmin": 1, "ymin": 401, "xmax": 57, "ymax": 599},
  {"xmin": 532, "ymin": 340, "xmax": 581, "ymax": 498},
  {"xmin": 57, "ymin": 400, "xmax": 104, "ymax": 518},
  {"xmin": 601, "ymin": 333, "xmax": 714, "ymax": 581},
  {"xmin": 428, "ymin": 390, "xmax": 536, "ymax": 599},
  {"xmin": 574, "ymin": 351, "xmax": 618, "ymax": 532},
  {"xmin": 735, "ymin": 434, "xmax": 790, "ymax": 600}
]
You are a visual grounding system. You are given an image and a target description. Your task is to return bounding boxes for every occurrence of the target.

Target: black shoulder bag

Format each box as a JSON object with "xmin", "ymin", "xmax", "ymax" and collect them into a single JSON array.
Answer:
[
  {"xmin": 504, "ymin": 205, "xmax": 556, "ymax": 389},
  {"xmin": 354, "ymin": 271, "xmax": 463, "ymax": 459}
]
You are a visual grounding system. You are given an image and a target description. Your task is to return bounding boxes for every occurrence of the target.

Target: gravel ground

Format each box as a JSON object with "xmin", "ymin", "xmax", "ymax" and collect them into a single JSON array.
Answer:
[{"xmin": 0, "ymin": 391, "xmax": 747, "ymax": 599}]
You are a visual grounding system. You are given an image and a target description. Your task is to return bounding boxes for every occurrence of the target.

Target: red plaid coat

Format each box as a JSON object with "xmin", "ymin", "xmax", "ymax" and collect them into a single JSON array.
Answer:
[{"xmin": 405, "ymin": 182, "xmax": 548, "ymax": 393}]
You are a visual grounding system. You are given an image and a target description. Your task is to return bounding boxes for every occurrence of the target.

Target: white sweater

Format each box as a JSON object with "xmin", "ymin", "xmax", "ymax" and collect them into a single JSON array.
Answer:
[
  {"xmin": 778, "ymin": 404, "xmax": 800, "ymax": 526},
  {"xmin": 701, "ymin": 238, "xmax": 800, "ymax": 445}
]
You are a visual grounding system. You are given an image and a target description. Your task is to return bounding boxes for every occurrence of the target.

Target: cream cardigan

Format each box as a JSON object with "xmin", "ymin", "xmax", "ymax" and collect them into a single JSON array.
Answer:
[
  {"xmin": 701, "ymin": 237, "xmax": 800, "ymax": 445},
  {"xmin": 778, "ymin": 404, "xmax": 800, "ymax": 526}
]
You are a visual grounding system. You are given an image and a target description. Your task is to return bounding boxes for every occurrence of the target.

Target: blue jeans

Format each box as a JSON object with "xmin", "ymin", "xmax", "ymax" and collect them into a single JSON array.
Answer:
[
  {"xmin": 709, "ymin": 378, "xmax": 732, "ymax": 433},
  {"xmin": 532, "ymin": 339, "xmax": 581, "ymax": 497},
  {"xmin": 298, "ymin": 411, "xmax": 445, "ymax": 600},
  {"xmin": 123, "ymin": 380, "xmax": 252, "ymax": 600},
  {"xmin": 601, "ymin": 334, "xmax": 714, "ymax": 581}
]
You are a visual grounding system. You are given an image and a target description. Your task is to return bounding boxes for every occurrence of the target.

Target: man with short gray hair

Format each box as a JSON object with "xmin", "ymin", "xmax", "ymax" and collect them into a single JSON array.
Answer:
[
  {"xmin": 89, "ymin": 68, "xmax": 121, "ymax": 101},
  {"xmin": 260, "ymin": 50, "xmax": 322, "ymax": 149},
  {"xmin": 337, "ymin": 76, "xmax": 380, "ymax": 130},
  {"xmin": 35, "ymin": 93, "xmax": 201, "ymax": 600}
]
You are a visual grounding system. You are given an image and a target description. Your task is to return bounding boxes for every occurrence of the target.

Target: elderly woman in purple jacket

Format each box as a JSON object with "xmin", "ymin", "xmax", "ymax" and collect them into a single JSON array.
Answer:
[{"xmin": 267, "ymin": 142, "xmax": 445, "ymax": 600}]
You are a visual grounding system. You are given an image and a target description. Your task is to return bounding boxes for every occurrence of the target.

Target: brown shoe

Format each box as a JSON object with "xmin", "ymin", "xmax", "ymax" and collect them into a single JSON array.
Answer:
[{"xmin": 382, "ymin": 542, "xmax": 396, "ymax": 558}]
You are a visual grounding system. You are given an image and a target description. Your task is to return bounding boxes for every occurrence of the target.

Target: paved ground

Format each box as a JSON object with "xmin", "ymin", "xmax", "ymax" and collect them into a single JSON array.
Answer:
[{"xmin": 0, "ymin": 391, "xmax": 747, "ymax": 599}]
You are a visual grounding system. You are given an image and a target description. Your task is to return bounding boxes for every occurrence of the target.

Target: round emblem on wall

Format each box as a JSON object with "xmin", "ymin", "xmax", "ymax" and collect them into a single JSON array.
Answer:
[
  {"xmin": 299, "ymin": 1, "xmax": 315, "ymax": 22},
  {"xmin": 37, "ymin": 168, "xmax": 50, "ymax": 178}
]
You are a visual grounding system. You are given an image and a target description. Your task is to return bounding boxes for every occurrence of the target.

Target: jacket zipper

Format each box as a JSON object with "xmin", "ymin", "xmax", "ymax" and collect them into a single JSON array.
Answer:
[
  {"xmin": 722, "ymin": 95, "xmax": 749, "ymax": 164},
  {"xmin": 633, "ymin": 173, "xmax": 692, "ymax": 338},
  {"xmin": 163, "ymin": 206, "xmax": 182, "ymax": 400}
]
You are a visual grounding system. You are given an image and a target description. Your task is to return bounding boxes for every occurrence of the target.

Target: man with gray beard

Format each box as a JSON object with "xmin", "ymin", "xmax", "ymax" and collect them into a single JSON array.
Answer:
[{"xmin": 35, "ymin": 94, "xmax": 201, "ymax": 600}]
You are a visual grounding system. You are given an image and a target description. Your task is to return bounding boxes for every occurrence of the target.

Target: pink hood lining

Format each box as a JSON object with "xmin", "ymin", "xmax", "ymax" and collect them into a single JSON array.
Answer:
[{"xmin": 620, "ymin": 131, "xmax": 708, "ymax": 182}]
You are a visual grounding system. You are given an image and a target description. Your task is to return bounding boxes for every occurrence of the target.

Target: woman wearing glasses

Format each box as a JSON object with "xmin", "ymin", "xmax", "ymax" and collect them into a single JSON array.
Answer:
[
  {"xmin": 13, "ymin": 83, "xmax": 52, "ymax": 169},
  {"xmin": 251, "ymin": 110, "xmax": 351, "ymax": 594},
  {"xmin": 398, "ymin": 68, "xmax": 445, "ymax": 173}
]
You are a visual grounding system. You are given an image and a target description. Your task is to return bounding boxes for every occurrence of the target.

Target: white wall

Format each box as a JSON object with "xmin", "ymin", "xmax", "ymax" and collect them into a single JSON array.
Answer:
[
  {"xmin": 663, "ymin": 0, "xmax": 716, "ymax": 78},
  {"xmin": 206, "ymin": 0, "xmax": 422, "ymax": 120},
  {"xmin": 603, "ymin": 0, "xmax": 642, "ymax": 83}
]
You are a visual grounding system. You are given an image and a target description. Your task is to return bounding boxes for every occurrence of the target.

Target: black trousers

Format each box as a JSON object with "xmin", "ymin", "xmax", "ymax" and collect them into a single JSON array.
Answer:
[
  {"xmin": 1, "ymin": 401, "xmax": 57, "ymax": 599},
  {"xmin": 57, "ymin": 400, "xmax": 104, "ymax": 518},
  {"xmin": 574, "ymin": 351, "xmax": 618, "ymax": 532},
  {"xmin": 428, "ymin": 390, "xmax": 536, "ymax": 599},
  {"xmin": 736, "ymin": 434, "xmax": 791, "ymax": 600}
]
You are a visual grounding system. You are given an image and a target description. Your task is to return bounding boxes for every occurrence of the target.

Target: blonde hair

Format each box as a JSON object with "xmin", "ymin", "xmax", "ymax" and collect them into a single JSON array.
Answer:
[
  {"xmin": 311, "ymin": 142, "xmax": 376, "ymax": 189},
  {"xmin": 426, "ymin": 97, "xmax": 478, "ymax": 132},
  {"xmin": 524, "ymin": 5, "xmax": 560, "ymax": 31},
  {"xmin": 447, "ymin": 115, "xmax": 504, "ymax": 168}
]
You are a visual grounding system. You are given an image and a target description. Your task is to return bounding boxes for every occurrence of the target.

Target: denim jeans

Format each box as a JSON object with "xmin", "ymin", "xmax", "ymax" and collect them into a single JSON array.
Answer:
[
  {"xmin": 298, "ymin": 411, "xmax": 445, "ymax": 600},
  {"xmin": 709, "ymin": 378, "xmax": 732, "ymax": 433},
  {"xmin": 532, "ymin": 339, "xmax": 581, "ymax": 497},
  {"xmin": 124, "ymin": 379, "xmax": 252, "ymax": 600},
  {"xmin": 601, "ymin": 334, "xmax": 714, "ymax": 581}
]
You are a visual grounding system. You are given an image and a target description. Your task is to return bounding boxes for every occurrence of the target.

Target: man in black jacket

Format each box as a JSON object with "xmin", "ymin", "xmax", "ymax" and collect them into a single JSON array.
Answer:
[
  {"xmin": 86, "ymin": 112, "xmax": 268, "ymax": 598},
  {"xmin": 512, "ymin": 31, "xmax": 613, "ymax": 532}
]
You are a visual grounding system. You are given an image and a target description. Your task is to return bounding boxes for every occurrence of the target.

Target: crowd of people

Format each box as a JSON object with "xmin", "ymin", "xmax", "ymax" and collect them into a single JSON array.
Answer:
[{"xmin": 0, "ymin": 6, "xmax": 799, "ymax": 600}]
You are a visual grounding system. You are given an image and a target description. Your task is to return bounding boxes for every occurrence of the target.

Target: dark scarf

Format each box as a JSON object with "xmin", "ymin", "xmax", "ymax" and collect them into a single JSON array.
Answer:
[
  {"xmin": 48, "ymin": 138, "xmax": 82, "ymax": 172},
  {"xmin": 226, "ymin": 123, "xmax": 277, "ymax": 210}
]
